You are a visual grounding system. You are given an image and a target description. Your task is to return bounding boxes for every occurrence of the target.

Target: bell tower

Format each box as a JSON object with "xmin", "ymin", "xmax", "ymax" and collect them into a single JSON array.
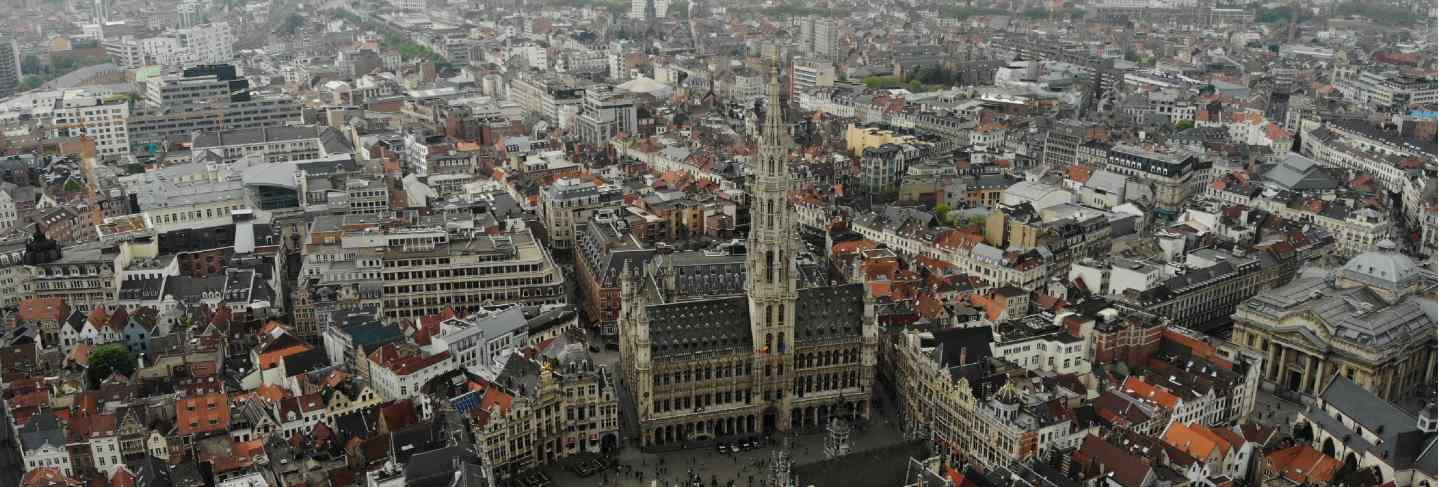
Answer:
[
  {"xmin": 747, "ymin": 47, "xmax": 798, "ymax": 434},
  {"xmin": 618, "ymin": 261, "xmax": 654, "ymax": 440}
]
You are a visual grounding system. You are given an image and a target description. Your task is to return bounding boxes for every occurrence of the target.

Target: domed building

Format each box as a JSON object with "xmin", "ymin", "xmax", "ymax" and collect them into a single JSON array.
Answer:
[
  {"xmin": 1336, "ymin": 240, "xmax": 1424, "ymax": 302},
  {"xmin": 1230, "ymin": 247, "xmax": 1436, "ymax": 402}
]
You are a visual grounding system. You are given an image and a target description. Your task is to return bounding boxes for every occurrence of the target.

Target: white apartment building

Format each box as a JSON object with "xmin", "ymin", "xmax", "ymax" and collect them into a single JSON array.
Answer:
[
  {"xmin": 119, "ymin": 162, "xmax": 247, "ymax": 233},
  {"xmin": 50, "ymin": 91, "xmax": 130, "ymax": 156},
  {"xmin": 177, "ymin": 23, "xmax": 235, "ymax": 65},
  {"xmin": 429, "ymin": 306, "xmax": 531, "ymax": 371},
  {"xmin": 373, "ymin": 226, "xmax": 567, "ymax": 319},
  {"xmin": 19, "ymin": 413, "xmax": 73, "ymax": 477},
  {"xmin": 991, "ymin": 315, "xmax": 1090, "ymax": 376},
  {"xmin": 0, "ymin": 190, "xmax": 16, "ymax": 233},
  {"xmin": 103, "ymin": 22, "xmax": 235, "ymax": 68},
  {"xmin": 90, "ymin": 431, "xmax": 122, "ymax": 478},
  {"xmin": 1333, "ymin": 67, "xmax": 1438, "ymax": 113},
  {"xmin": 368, "ymin": 347, "xmax": 455, "ymax": 402},
  {"xmin": 539, "ymin": 178, "xmax": 624, "ymax": 250},
  {"xmin": 1302, "ymin": 124, "xmax": 1414, "ymax": 194}
]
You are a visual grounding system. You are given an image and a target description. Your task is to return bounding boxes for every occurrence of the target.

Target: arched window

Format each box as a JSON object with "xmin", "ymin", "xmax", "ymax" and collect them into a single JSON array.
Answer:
[
  {"xmin": 777, "ymin": 304, "xmax": 784, "ymax": 326},
  {"xmin": 765, "ymin": 333, "xmax": 773, "ymax": 353},
  {"xmin": 766, "ymin": 305, "xmax": 773, "ymax": 326},
  {"xmin": 766, "ymin": 251, "xmax": 775, "ymax": 283},
  {"xmin": 777, "ymin": 333, "xmax": 786, "ymax": 353}
]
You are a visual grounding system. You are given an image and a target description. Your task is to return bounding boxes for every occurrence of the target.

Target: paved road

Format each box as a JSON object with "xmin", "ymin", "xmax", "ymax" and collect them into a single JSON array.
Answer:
[
  {"xmin": 547, "ymin": 415, "xmax": 907, "ymax": 487},
  {"xmin": 1250, "ymin": 388, "xmax": 1306, "ymax": 431}
]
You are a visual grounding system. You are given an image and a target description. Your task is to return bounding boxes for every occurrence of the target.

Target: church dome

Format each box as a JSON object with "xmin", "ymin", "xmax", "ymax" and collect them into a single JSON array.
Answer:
[{"xmin": 1341, "ymin": 240, "xmax": 1419, "ymax": 290}]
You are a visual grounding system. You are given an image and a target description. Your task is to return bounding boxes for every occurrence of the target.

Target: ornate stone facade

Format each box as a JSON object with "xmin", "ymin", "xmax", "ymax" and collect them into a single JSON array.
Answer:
[{"xmin": 617, "ymin": 55, "xmax": 877, "ymax": 447}]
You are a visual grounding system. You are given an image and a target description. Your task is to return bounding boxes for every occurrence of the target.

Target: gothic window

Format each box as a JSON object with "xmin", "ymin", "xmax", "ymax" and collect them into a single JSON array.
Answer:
[{"xmin": 766, "ymin": 251, "xmax": 775, "ymax": 284}]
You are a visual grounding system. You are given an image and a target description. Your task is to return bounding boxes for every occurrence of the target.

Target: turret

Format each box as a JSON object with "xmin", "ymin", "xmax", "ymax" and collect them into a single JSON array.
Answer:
[{"xmin": 1419, "ymin": 403, "xmax": 1437, "ymax": 434}]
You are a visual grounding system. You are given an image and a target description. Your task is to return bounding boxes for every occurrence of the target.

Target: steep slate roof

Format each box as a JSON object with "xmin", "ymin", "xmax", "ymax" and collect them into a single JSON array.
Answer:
[
  {"xmin": 1307, "ymin": 375, "xmax": 1435, "ymax": 470},
  {"xmin": 1076, "ymin": 434, "xmax": 1152, "ymax": 487},
  {"xmin": 1261, "ymin": 153, "xmax": 1338, "ymax": 191},
  {"xmin": 646, "ymin": 296, "xmax": 752, "ymax": 359},
  {"xmin": 18, "ymin": 411, "xmax": 65, "ymax": 451}
]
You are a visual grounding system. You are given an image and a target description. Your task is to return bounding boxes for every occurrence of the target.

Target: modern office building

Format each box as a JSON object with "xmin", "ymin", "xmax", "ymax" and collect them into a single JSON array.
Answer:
[
  {"xmin": 539, "ymin": 178, "xmax": 624, "ymax": 250},
  {"xmin": 190, "ymin": 125, "xmax": 353, "ymax": 164},
  {"xmin": 0, "ymin": 38, "xmax": 20, "ymax": 98},
  {"xmin": 575, "ymin": 85, "xmax": 638, "ymax": 145},
  {"xmin": 127, "ymin": 66, "xmax": 303, "ymax": 153},
  {"xmin": 49, "ymin": 91, "xmax": 131, "ymax": 157}
]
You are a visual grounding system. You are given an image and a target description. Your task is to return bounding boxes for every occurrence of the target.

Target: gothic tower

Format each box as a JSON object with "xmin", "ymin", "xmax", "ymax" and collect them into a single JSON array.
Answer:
[
  {"xmin": 618, "ymin": 261, "xmax": 653, "ymax": 420},
  {"xmin": 747, "ymin": 48, "xmax": 798, "ymax": 434}
]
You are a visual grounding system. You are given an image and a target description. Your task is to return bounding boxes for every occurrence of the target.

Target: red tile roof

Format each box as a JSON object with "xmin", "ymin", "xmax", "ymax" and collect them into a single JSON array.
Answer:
[
  {"xmin": 1265, "ymin": 445, "xmax": 1340, "ymax": 485},
  {"xmin": 21, "ymin": 468, "xmax": 82, "ymax": 487},
  {"xmin": 109, "ymin": 468, "xmax": 135, "ymax": 487},
  {"xmin": 1121, "ymin": 377, "xmax": 1180, "ymax": 411},
  {"xmin": 18, "ymin": 298, "xmax": 68, "ymax": 322},
  {"xmin": 176, "ymin": 393, "xmax": 230, "ymax": 436},
  {"xmin": 106, "ymin": 307, "xmax": 128, "ymax": 332}
]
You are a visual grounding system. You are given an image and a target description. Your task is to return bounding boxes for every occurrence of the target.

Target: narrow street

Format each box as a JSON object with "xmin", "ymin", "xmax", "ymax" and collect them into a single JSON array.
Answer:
[{"xmin": 0, "ymin": 401, "xmax": 22, "ymax": 487}]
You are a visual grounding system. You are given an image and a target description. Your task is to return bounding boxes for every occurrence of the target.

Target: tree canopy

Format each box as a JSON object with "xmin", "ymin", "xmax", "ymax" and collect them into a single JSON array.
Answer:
[
  {"xmin": 1331, "ymin": 2, "xmax": 1417, "ymax": 26},
  {"xmin": 87, "ymin": 343, "xmax": 135, "ymax": 387}
]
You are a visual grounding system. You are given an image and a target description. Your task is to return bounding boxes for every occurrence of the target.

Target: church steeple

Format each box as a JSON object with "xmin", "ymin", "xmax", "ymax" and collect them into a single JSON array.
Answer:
[
  {"xmin": 746, "ymin": 47, "xmax": 795, "ymax": 297},
  {"xmin": 746, "ymin": 47, "xmax": 798, "ymax": 433}
]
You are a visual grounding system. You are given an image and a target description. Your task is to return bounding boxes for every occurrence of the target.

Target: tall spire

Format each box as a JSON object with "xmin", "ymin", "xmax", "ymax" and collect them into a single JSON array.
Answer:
[
  {"xmin": 761, "ymin": 49, "xmax": 787, "ymax": 158},
  {"xmin": 746, "ymin": 46, "xmax": 794, "ymax": 295}
]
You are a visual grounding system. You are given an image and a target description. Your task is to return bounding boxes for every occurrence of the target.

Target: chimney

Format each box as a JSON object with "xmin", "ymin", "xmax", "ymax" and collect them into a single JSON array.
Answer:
[{"xmin": 233, "ymin": 209, "xmax": 256, "ymax": 254}]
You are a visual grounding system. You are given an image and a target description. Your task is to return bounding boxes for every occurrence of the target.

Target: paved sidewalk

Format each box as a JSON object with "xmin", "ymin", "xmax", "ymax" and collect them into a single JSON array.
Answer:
[{"xmin": 546, "ymin": 413, "xmax": 908, "ymax": 487}]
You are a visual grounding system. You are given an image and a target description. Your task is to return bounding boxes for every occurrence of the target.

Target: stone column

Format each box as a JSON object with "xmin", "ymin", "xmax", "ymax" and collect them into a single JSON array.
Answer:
[
  {"xmin": 1274, "ymin": 346, "xmax": 1289, "ymax": 385},
  {"xmin": 1425, "ymin": 349, "xmax": 1437, "ymax": 391},
  {"xmin": 1299, "ymin": 353, "xmax": 1314, "ymax": 396}
]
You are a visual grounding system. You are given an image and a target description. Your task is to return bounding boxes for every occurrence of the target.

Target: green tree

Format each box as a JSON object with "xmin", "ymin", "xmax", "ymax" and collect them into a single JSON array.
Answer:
[
  {"xmin": 19, "ymin": 76, "xmax": 43, "ymax": 91},
  {"xmin": 87, "ymin": 343, "xmax": 135, "ymax": 387},
  {"xmin": 863, "ymin": 75, "xmax": 902, "ymax": 89},
  {"xmin": 1255, "ymin": 6, "xmax": 1311, "ymax": 24},
  {"xmin": 1332, "ymin": 2, "xmax": 1414, "ymax": 26},
  {"xmin": 21, "ymin": 54, "xmax": 41, "ymax": 74},
  {"xmin": 934, "ymin": 203, "xmax": 951, "ymax": 224},
  {"xmin": 1175, "ymin": 120, "xmax": 1194, "ymax": 130},
  {"xmin": 279, "ymin": 13, "xmax": 305, "ymax": 35},
  {"xmin": 1022, "ymin": 7, "xmax": 1050, "ymax": 19},
  {"xmin": 940, "ymin": 6, "xmax": 1006, "ymax": 19},
  {"xmin": 63, "ymin": 179, "xmax": 82, "ymax": 192}
]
